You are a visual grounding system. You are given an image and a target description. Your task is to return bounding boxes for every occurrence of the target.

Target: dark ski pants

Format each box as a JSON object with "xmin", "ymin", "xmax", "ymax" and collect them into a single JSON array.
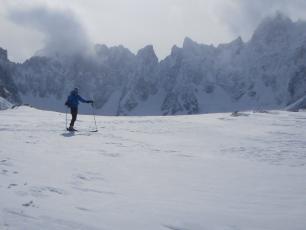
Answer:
[{"xmin": 70, "ymin": 107, "xmax": 78, "ymax": 128}]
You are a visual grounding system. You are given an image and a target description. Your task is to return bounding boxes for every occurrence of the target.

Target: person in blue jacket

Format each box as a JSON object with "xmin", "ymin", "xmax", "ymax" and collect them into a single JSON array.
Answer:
[{"xmin": 65, "ymin": 88, "xmax": 93, "ymax": 131}]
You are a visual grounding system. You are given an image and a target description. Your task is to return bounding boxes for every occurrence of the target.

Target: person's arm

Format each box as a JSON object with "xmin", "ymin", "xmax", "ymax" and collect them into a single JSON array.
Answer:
[{"xmin": 77, "ymin": 95, "xmax": 93, "ymax": 103}]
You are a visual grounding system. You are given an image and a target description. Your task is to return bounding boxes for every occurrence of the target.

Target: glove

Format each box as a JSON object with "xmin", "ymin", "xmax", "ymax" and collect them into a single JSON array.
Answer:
[{"xmin": 88, "ymin": 100, "xmax": 94, "ymax": 104}]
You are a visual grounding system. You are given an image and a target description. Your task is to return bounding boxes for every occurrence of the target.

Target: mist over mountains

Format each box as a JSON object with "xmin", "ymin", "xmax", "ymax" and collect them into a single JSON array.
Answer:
[{"xmin": 1, "ymin": 13, "xmax": 306, "ymax": 115}]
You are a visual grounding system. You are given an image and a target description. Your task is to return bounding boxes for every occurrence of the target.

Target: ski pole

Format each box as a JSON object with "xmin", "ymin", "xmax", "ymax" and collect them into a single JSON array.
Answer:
[
  {"xmin": 65, "ymin": 107, "xmax": 68, "ymax": 130},
  {"xmin": 91, "ymin": 102, "xmax": 98, "ymax": 131}
]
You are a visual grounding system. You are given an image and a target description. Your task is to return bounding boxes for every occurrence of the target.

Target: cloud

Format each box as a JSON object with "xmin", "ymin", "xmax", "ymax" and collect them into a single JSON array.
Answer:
[
  {"xmin": 218, "ymin": 0, "xmax": 306, "ymax": 40},
  {"xmin": 3, "ymin": 0, "xmax": 306, "ymax": 62},
  {"xmin": 8, "ymin": 4, "xmax": 91, "ymax": 57}
]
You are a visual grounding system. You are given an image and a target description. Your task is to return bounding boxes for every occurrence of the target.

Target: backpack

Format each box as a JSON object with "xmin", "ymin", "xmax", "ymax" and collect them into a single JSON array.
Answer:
[{"xmin": 65, "ymin": 97, "xmax": 72, "ymax": 108}]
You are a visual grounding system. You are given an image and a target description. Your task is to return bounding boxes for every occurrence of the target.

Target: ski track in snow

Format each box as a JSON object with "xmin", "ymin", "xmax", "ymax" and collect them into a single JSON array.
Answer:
[{"xmin": 0, "ymin": 106, "xmax": 306, "ymax": 230}]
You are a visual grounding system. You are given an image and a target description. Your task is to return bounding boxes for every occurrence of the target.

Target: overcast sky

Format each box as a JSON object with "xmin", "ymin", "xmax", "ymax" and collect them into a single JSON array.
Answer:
[{"xmin": 1, "ymin": 0, "xmax": 306, "ymax": 62}]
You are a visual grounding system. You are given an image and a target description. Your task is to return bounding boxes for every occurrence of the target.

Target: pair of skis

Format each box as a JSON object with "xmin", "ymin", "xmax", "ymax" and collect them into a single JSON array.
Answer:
[{"xmin": 66, "ymin": 128, "xmax": 98, "ymax": 133}]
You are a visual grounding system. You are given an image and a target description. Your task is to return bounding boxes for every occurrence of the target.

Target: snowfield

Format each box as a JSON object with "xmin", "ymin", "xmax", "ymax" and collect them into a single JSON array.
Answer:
[{"xmin": 1, "ymin": 106, "xmax": 306, "ymax": 230}]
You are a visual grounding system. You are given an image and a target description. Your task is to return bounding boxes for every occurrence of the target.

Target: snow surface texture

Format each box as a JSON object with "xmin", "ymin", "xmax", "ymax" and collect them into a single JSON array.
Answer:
[
  {"xmin": 1, "ymin": 13, "xmax": 306, "ymax": 115},
  {"xmin": 1, "ymin": 106, "xmax": 306, "ymax": 230}
]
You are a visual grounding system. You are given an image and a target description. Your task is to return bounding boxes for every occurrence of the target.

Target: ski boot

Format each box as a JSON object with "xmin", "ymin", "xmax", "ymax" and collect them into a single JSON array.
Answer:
[{"xmin": 67, "ymin": 126, "xmax": 77, "ymax": 132}]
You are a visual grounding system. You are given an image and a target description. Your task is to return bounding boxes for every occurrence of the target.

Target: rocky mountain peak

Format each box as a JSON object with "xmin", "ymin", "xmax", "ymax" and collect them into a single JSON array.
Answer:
[
  {"xmin": 137, "ymin": 45, "xmax": 158, "ymax": 65},
  {"xmin": 251, "ymin": 12, "xmax": 293, "ymax": 45},
  {"xmin": 0, "ymin": 47, "xmax": 8, "ymax": 62},
  {"xmin": 182, "ymin": 37, "xmax": 198, "ymax": 50},
  {"xmin": 218, "ymin": 37, "xmax": 244, "ymax": 50}
]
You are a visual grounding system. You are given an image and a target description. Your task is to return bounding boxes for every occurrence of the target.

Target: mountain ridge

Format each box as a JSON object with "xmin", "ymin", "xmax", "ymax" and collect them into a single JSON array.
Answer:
[{"xmin": 1, "ymin": 13, "xmax": 306, "ymax": 114}]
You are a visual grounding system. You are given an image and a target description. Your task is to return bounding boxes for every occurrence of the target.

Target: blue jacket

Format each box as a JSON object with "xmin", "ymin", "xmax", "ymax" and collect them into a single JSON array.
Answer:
[{"xmin": 65, "ymin": 90, "xmax": 89, "ymax": 108}]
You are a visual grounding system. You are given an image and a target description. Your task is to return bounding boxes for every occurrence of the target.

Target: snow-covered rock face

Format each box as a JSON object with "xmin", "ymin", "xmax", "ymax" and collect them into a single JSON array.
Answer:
[
  {"xmin": 0, "ymin": 48, "xmax": 20, "ymax": 105},
  {"xmin": 0, "ymin": 97, "xmax": 12, "ymax": 110},
  {"xmin": 157, "ymin": 14, "xmax": 306, "ymax": 114},
  {"xmin": 3, "ymin": 14, "xmax": 306, "ymax": 115},
  {"xmin": 0, "ymin": 47, "xmax": 8, "ymax": 62}
]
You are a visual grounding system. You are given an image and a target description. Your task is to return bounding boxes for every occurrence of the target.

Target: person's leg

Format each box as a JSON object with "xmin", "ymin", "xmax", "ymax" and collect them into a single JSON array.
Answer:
[{"xmin": 70, "ymin": 107, "xmax": 78, "ymax": 128}]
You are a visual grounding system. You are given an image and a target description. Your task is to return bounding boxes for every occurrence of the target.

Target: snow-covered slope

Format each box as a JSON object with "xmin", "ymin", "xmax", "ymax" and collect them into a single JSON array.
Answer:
[
  {"xmin": 1, "ymin": 107, "xmax": 306, "ymax": 229},
  {"xmin": 3, "ymin": 13, "xmax": 306, "ymax": 115}
]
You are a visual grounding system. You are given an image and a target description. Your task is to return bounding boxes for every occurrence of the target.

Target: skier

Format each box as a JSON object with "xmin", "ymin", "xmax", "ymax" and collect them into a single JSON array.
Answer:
[{"xmin": 65, "ymin": 88, "xmax": 93, "ymax": 131}]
